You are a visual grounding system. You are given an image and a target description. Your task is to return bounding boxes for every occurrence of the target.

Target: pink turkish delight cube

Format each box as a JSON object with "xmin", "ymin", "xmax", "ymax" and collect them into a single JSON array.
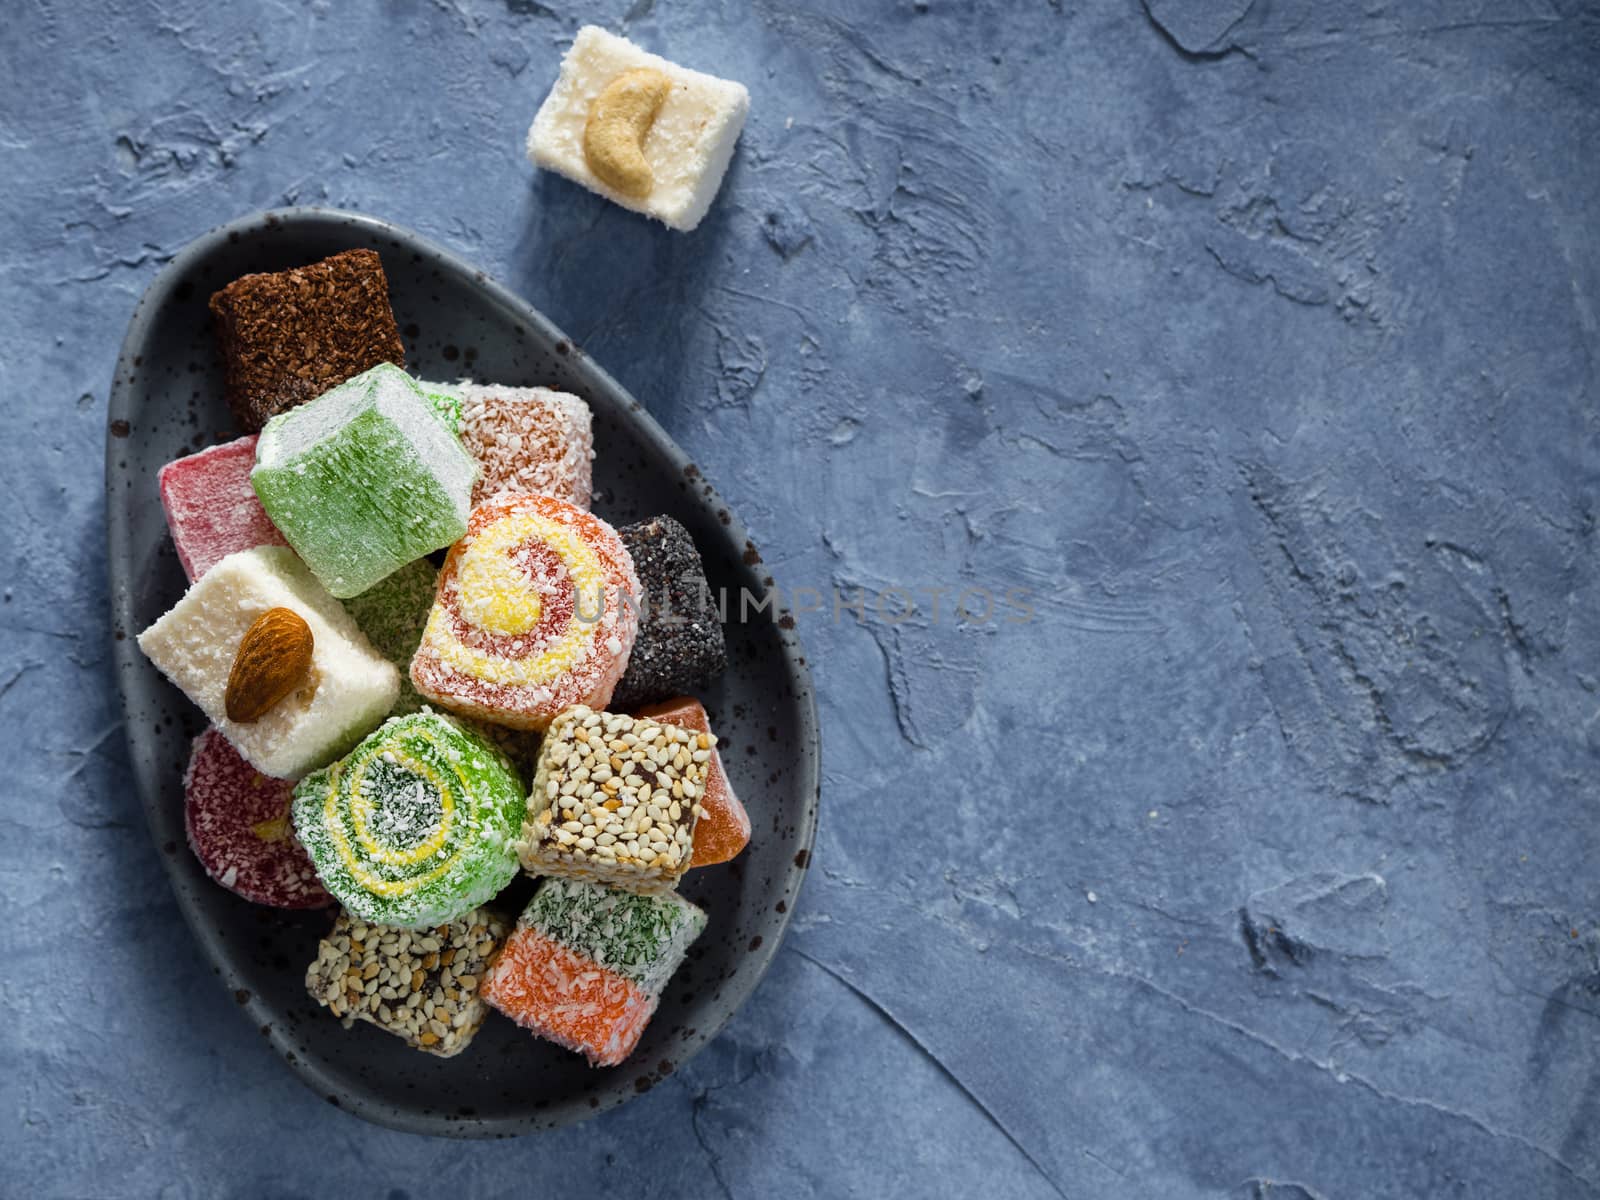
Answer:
[{"xmin": 158, "ymin": 435, "xmax": 286, "ymax": 580}]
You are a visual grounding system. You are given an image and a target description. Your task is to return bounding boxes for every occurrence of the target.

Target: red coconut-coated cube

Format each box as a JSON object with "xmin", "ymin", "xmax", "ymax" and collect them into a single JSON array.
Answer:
[
  {"xmin": 184, "ymin": 728, "xmax": 331, "ymax": 909},
  {"xmin": 633, "ymin": 696, "xmax": 750, "ymax": 868},
  {"xmin": 158, "ymin": 435, "xmax": 286, "ymax": 580},
  {"xmin": 480, "ymin": 927, "xmax": 656, "ymax": 1067}
]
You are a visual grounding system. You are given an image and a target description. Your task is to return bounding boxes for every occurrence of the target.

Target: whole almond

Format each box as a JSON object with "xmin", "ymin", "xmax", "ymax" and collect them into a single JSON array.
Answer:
[{"xmin": 225, "ymin": 608, "xmax": 314, "ymax": 723}]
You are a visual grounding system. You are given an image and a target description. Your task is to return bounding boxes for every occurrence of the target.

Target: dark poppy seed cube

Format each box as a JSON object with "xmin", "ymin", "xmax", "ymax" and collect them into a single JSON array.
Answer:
[{"xmin": 611, "ymin": 515, "xmax": 726, "ymax": 708}]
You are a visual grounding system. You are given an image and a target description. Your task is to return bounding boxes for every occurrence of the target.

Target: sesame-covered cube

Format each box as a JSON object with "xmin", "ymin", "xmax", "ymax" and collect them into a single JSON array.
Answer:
[
  {"xmin": 526, "ymin": 26, "xmax": 750, "ymax": 233},
  {"xmin": 611, "ymin": 515, "xmax": 727, "ymax": 708},
  {"xmin": 209, "ymin": 249, "xmax": 406, "ymax": 432},
  {"xmin": 343, "ymin": 558, "xmax": 438, "ymax": 717},
  {"xmin": 158, "ymin": 435, "xmax": 288, "ymax": 581},
  {"xmin": 481, "ymin": 878, "xmax": 704, "ymax": 1066},
  {"xmin": 137, "ymin": 547, "xmax": 400, "ymax": 779},
  {"xmin": 517, "ymin": 705, "xmax": 712, "ymax": 894},
  {"xmin": 251, "ymin": 363, "xmax": 478, "ymax": 598},
  {"xmin": 633, "ymin": 696, "xmax": 749, "ymax": 868},
  {"xmin": 305, "ymin": 907, "xmax": 508, "ymax": 1058},
  {"xmin": 454, "ymin": 381, "xmax": 593, "ymax": 509}
]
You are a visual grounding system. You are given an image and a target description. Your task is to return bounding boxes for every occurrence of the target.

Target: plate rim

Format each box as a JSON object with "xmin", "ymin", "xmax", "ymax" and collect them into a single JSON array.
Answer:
[{"xmin": 104, "ymin": 205, "xmax": 821, "ymax": 1137}]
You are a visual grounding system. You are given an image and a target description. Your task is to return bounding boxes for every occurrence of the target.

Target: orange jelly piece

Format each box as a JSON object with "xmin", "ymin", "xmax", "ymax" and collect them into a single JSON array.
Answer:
[
  {"xmin": 633, "ymin": 696, "xmax": 751, "ymax": 868},
  {"xmin": 481, "ymin": 928, "xmax": 655, "ymax": 1067}
]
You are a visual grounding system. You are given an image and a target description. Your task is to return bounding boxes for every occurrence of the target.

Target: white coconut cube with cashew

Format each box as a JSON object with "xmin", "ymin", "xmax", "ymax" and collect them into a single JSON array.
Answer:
[{"xmin": 526, "ymin": 25, "xmax": 750, "ymax": 233}]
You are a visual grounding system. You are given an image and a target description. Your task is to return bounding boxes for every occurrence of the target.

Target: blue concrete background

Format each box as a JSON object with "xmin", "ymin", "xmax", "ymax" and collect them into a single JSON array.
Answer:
[{"xmin": 3, "ymin": 0, "xmax": 1598, "ymax": 1195}]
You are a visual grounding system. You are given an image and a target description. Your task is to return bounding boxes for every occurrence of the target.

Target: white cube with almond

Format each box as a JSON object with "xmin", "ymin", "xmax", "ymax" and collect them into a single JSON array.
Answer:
[{"xmin": 137, "ymin": 546, "xmax": 399, "ymax": 779}]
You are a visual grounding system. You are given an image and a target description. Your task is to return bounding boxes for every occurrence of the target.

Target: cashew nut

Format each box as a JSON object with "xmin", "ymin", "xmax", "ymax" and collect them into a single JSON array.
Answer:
[{"xmin": 583, "ymin": 67, "xmax": 672, "ymax": 198}]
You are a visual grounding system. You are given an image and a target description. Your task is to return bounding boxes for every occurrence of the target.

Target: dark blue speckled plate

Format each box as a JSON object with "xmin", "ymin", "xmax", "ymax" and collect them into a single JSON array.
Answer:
[{"xmin": 105, "ymin": 207, "xmax": 819, "ymax": 1137}]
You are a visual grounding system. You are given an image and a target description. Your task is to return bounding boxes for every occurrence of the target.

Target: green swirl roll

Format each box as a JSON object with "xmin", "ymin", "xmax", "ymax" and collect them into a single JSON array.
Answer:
[{"xmin": 292, "ymin": 710, "xmax": 526, "ymax": 928}]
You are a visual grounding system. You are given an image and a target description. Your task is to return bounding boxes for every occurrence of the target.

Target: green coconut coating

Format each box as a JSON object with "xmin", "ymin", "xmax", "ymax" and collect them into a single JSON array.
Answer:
[
  {"xmin": 421, "ymin": 386, "xmax": 464, "ymax": 435},
  {"xmin": 344, "ymin": 558, "xmax": 440, "ymax": 716},
  {"xmin": 292, "ymin": 710, "xmax": 526, "ymax": 929},
  {"xmin": 520, "ymin": 877, "xmax": 706, "ymax": 995},
  {"xmin": 472, "ymin": 720, "xmax": 545, "ymax": 779}
]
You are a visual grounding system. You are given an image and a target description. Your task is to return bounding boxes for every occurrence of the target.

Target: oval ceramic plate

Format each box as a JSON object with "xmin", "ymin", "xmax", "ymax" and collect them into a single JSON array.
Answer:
[{"xmin": 106, "ymin": 207, "xmax": 819, "ymax": 1136}]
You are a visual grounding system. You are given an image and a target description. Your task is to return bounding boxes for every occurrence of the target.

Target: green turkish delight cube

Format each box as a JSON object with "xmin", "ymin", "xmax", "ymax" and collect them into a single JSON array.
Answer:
[{"xmin": 252, "ymin": 363, "xmax": 477, "ymax": 598}]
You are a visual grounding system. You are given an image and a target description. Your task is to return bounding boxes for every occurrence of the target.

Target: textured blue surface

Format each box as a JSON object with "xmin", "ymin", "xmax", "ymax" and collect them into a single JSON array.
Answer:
[{"xmin": 3, "ymin": 0, "xmax": 1599, "ymax": 1195}]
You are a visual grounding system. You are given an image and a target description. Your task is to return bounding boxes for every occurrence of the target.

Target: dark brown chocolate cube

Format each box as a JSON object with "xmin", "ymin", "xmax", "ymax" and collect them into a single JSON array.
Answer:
[{"xmin": 209, "ymin": 248, "xmax": 406, "ymax": 433}]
